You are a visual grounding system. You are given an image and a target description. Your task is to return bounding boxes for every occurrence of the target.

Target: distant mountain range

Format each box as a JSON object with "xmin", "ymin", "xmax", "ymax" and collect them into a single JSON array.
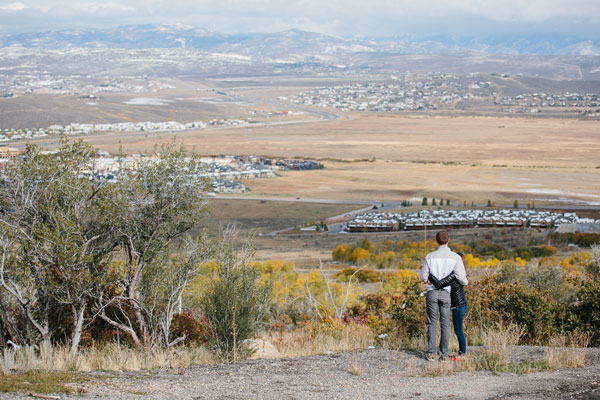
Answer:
[{"xmin": 1, "ymin": 24, "xmax": 598, "ymax": 56}]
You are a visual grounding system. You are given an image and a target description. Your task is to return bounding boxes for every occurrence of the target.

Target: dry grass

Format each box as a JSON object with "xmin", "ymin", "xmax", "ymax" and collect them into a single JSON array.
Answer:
[
  {"xmin": 348, "ymin": 352, "xmax": 361, "ymax": 376},
  {"xmin": 545, "ymin": 330, "xmax": 590, "ymax": 369},
  {"xmin": 0, "ymin": 325, "xmax": 372, "ymax": 376},
  {"xmin": 425, "ymin": 325, "xmax": 593, "ymax": 376},
  {"xmin": 0, "ymin": 324, "xmax": 591, "ymax": 383},
  {"xmin": 424, "ymin": 323, "xmax": 524, "ymax": 375},
  {"xmin": 59, "ymin": 114, "xmax": 600, "ymax": 204},
  {"xmin": 266, "ymin": 323, "xmax": 374, "ymax": 358},
  {"xmin": 0, "ymin": 343, "xmax": 215, "ymax": 373},
  {"xmin": 207, "ymin": 199, "xmax": 361, "ymax": 234}
]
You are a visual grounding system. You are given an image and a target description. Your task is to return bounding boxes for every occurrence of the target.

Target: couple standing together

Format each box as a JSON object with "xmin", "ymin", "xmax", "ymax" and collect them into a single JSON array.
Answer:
[{"xmin": 419, "ymin": 230, "xmax": 468, "ymax": 361}]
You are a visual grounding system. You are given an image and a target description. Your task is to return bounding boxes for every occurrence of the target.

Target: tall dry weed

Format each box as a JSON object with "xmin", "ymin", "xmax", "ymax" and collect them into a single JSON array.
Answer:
[
  {"xmin": 425, "ymin": 323, "xmax": 525, "ymax": 375},
  {"xmin": 267, "ymin": 323, "xmax": 374, "ymax": 358},
  {"xmin": 545, "ymin": 330, "xmax": 590, "ymax": 369},
  {"xmin": 1, "ymin": 344, "xmax": 215, "ymax": 373},
  {"xmin": 468, "ymin": 322, "xmax": 523, "ymax": 371}
]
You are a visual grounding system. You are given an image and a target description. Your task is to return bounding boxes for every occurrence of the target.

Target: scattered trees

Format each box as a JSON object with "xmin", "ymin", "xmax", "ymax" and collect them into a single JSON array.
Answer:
[
  {"xmin": 0, "ymin": 140, "xmax": 116, "ymax": 353},
  {"xmin": 0, "ymin": 139, "xmax": 214, "ymax": 352},
  {"xmin": 93, "ymin": 141, "xmax": 211, "ymax": 348}
]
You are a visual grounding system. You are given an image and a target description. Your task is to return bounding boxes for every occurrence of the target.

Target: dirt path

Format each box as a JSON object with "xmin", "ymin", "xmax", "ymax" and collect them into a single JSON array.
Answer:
[{"xmin": 3, "ymin": 348, "xmax": 599, "ymax": 400}]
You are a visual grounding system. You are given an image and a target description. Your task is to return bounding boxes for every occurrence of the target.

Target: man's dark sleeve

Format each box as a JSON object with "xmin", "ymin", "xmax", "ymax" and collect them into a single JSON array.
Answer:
[
  {"xmin": 437, "ymin": 272, "xmax": 457, "ymax": 288},
  {"xmin": 428, "ymin": 273, "xmax": 444, "ymax": 289}
]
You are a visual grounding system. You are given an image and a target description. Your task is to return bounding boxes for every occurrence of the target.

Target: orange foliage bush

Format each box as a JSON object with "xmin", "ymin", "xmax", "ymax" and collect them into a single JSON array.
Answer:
[{"xmin": 170, "ymin": 312, "xmax": 211, "ymax": 346}]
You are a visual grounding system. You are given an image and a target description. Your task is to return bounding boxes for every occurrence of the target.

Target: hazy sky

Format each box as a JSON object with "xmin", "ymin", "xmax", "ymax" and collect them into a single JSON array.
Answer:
[{"xmin": 1, "ymin": 0, "xmax": 599, "ymax": 37}]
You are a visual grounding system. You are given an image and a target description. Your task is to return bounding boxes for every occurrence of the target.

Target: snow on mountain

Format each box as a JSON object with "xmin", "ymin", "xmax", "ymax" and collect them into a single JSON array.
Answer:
[{"xmin": 0, "ymin": 25, "xmax": 598, "ymax": 57}]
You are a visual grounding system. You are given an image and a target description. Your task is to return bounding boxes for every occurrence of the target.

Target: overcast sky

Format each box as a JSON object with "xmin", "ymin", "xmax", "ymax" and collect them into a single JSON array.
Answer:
[{"xmin": 1, "ymin": 0, "xmax": 599, "ymax": 38}]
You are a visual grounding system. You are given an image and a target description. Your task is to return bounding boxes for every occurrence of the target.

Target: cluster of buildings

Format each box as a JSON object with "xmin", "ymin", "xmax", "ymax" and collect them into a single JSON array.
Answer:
[
  {"xmin": 289, "ymin": 74, "xmax": 599, "ymax": 117},
  {"xmin": 0, "ymin": 146, "xmax": 19, "ymax": 162},
  {"xmin": 0, "ymin": 119, "xmax": 248, "ymax": 142},
  {"xmin": 80, "ymin": 154, "xmax": 275, "ymax": 193},
  {"xmin": 289, "ymin": 79, "xmax": 464, "ymax": 112},
  {"xmin": 265, "ymin": 159, "xmax": 321, "ymax": 170},
  {"xmin": 198, "ymin": 156, "xmax": 275, "ymax": 193},
  {"xmin": 30, "ymin": 153, "xmax": 317, "ymax": 194},
  {"xmin": 201, "ymin": 156, "xmax": 320, "ymax": 192},
  {"xmin": 346, "ymin": 209, "xmax": 599, "ymax": 233},
  {"xmin": 0, "ymin": 73, "xmax": 170, "ymax": 97},
  {"xmin": 1, "ymin": 147, "xmax": 321, "ymax": 194},
  {"xmin": 495, "ymin": 92, "xmax": 599, "ymax": 115}
]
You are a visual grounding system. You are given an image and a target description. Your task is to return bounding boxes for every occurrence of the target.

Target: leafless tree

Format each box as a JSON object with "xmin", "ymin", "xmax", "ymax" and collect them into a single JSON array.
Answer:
[{"xmin": 303, "ymin": 261, "xmax": 363, "ymax": 319}]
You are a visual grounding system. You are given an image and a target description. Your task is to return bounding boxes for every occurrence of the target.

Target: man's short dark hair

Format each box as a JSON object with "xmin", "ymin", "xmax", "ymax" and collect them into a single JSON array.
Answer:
[{"xmin": 436, "ymin": 230, "xmax": 449, "ymax": 245}]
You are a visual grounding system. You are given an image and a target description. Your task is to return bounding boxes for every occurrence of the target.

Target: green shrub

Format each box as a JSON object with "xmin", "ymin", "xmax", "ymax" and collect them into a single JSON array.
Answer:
[
  {"xmin": 463, "ymin": 276, "xmax": 505, "ymax": 343},
  {"xmin": 572, "ymin": 278, "xmax": 600, "ymax": 346},
  {"xmin": 390, "ymin": 278, "xmax": 427, "ymax": 339},
  {"xmin": 513, "ymin": 244, "xmax": 556, "ymax": 261},
  {"xmin": 201, "ymin": 248, "xmax": 271, "ymax": 361},
  {"xmin": 548, "ymin": 232, "xmax": 600, "ymax": 247},
  {"xmin": 496, "ymin": 283, "xmax": 558, "ymax": 344}
]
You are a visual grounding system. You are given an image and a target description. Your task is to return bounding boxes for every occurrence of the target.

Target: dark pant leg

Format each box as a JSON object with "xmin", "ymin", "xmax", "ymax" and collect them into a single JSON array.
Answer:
[
  {"xmin": 452, "ymin": 305, "xmax": 468, "ymax": 355},
  {"xmin": 426, "ymin": 290, "xmax": 439, "ymax": 354}
]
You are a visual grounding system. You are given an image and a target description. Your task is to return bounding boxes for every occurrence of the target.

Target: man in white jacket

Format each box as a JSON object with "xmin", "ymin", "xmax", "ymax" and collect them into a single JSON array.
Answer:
[{"xmin": 420, "ymin": 230, "xmax": 468, "ymax": 361}]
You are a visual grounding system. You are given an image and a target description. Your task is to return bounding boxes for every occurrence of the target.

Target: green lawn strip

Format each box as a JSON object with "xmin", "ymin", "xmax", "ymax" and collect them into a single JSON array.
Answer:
[{"xmin": 0, "ymin": 370, "xmax": 88, "ymax": 395}]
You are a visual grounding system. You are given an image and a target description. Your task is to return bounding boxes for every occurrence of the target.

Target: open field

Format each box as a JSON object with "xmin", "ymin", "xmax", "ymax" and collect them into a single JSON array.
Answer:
[
  {"xmin": 0, "ymin": 79, "xmax": 317, "ymax": 129},
  {"xmin": 207, "ymin": 199, "xmax": 362, "ymax": 234},
  {"xmin": 206, "ymin": 199, "xmax": 369, "ymax": 266},
  {"xmin": 0, "ymin": 89, "xmax": 245, "ymax": 129},
  {"xmin": 48, "ymin": 113, "xmax": 600, "ymax": 205}
]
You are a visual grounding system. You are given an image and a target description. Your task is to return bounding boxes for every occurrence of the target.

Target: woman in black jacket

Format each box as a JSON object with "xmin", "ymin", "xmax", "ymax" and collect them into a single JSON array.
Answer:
[{"xmin": 428, "ymin": 252, "xmax": 468, "ymax": 355}]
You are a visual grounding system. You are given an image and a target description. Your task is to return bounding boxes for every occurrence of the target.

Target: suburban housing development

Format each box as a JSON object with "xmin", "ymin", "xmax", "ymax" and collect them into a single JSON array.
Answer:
[
  {"xmin": 346, "ymin": 209, "xmax": 600, "ymax": 232},
  {"xmin": 0, "ymin": 150, "xmax": 321, "ymax": 194}
]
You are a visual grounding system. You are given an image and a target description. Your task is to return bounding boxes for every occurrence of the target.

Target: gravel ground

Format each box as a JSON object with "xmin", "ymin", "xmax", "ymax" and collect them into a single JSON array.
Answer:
[{"xmin": 2, "ymin": 347, "xmax": 600, "ymax": 400}]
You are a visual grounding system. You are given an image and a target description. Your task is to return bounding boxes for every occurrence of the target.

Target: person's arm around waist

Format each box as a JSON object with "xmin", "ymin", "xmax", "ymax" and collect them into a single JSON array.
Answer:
[{"xmin": 435, "ymin": 272, "xmax": 456, "ymax": 288}]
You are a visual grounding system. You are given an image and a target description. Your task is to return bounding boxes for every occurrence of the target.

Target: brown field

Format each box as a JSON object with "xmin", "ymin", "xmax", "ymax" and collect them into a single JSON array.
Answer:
[
  {"xmin": 55, "ymin": 113, "xmax": 600, "ymax": 205},
  {"xmin": 206, "ymin": 199, "xmax": 361, "ymax": 234}
]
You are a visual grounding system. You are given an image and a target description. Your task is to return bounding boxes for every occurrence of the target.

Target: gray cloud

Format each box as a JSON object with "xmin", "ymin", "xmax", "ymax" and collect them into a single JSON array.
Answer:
[{"xmin": 0, "ymin": 0, "xmax": 598, "ymax": 37}]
